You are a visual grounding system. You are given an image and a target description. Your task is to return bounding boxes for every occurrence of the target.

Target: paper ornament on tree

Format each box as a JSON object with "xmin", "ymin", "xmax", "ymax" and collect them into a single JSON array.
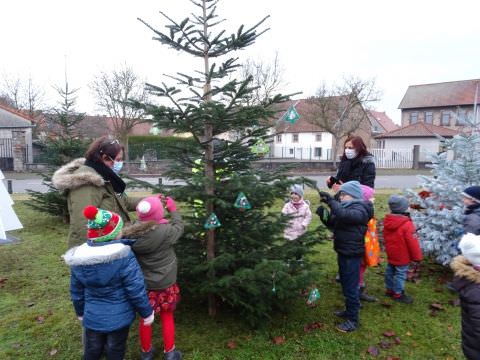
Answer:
[
  {"xmin": 306, "ymin": 287, "xmax": 320, "ymax": 306},
  {"xmin": 250, "ymin": 138, "xmax": 269, "ymax": 156},
  {"xmin": 234, "ymin": 192, "xmax": 252, "ymax": 211},
  {"xmin": 204, "ymin": 212, "xmax": 221, "ymax": 229}
]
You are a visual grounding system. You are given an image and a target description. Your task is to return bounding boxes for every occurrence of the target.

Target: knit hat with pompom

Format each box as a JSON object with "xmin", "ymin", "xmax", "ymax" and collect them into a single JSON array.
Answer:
[
  {"xmin": 136, "ymin": 196, "xmax": 169, "ymax": 224},
  {"xmin": 83, "ymin": 205, "xmax": 124, "ymax": 242}
]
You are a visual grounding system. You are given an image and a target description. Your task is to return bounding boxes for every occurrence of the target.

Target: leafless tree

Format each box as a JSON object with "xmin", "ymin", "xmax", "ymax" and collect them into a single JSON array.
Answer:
[
  {"xmin": 240, "ymin": 52, "xmax": 286, "ymax": 105},
  {"xmin": 304, "ymin": 77, "xmax": 380, "ymax": 166},
  {"xmin": 1, "ymin": 74, "xmax": 45, "ymax": 116},
  {"xmin": 90, "ymin": 65, "xmax": 149, "ymax": 160}
]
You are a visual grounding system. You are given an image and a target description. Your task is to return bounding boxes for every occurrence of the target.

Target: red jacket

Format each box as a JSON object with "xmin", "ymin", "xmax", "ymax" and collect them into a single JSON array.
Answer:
[{"xmin": 383, "ymin": 214, "xmax": 423, "ymax": 266}]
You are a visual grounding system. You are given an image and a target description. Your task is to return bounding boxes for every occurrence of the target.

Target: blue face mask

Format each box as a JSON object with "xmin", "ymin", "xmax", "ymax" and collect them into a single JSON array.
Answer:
[{"xmin": 112, "ymin": 161, "xmax": 123, "ymax": 174}]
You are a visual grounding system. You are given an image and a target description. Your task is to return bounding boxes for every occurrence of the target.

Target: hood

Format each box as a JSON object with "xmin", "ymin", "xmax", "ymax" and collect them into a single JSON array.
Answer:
[
  {"xmin": 362, "ymin": 154, "xmax": 374, "ymax": 163},
  {"xmin": 120, "ymin": 221, "xmax": 158, "ymax": 239},
  {"xmin": 63, "ymin": 242, "xmax": 131, "ymax": 287},
  {"xmin": 52, "ymin": 158, "xmax": 104, "ymax": 191},
  {"xmin": 451, "ymin": 255, "xmax": 480, "ymax": 284},
  {"xmin": 383, "ymin": 213, "xmax": 410, "ymax": 230}
]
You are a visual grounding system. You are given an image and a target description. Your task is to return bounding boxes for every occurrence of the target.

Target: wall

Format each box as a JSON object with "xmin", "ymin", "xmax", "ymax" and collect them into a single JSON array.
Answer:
[
  {"xmin": 272, "ymin": 131, "xmax": 333, "ymax": 160},
  {"xmin": 383, "ymin": 138, "xmax": 440, "ymax": 161},
  {"xmin": 401, "ymin": 106, "xmax": 475, "ymax": 129}
]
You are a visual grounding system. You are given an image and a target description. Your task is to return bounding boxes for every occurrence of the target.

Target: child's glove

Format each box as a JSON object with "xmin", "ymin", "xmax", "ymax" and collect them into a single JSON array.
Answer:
[
  {"xmin": 142, "ymin": 311, "xmax": 155, "ymax": 326},
  {"xmin": 165, "ymin": 197, "xmax": 177, "ymax": 212},
  {"xmin": 318, "ymin": 191, "xmax": 333, "ymax": 204},
  {"xmin": 316, "ymin": 206, "xmax": 330, "ymax": 223}
]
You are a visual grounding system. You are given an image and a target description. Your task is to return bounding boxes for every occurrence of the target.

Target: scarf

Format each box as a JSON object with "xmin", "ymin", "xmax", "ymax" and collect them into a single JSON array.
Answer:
[{"xmin": 84, "ymin": 159, "xmax": 126, "ymax": 194}]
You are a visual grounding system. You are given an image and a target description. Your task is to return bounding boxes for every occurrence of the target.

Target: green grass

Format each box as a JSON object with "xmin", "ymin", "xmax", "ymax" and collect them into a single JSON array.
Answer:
[{"xmin": 0, "ymin": 191, "xmax": 463, "ymax": 359}]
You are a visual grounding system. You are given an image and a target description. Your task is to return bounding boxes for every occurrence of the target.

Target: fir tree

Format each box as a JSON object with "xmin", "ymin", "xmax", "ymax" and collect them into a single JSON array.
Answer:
[
  {"xmin": 406, "ymin": 125, "xmax": 480, "ymax": 265},
  {"xmin": 137, "ymin": 0, "xmax": 322, "ymax": 323}
]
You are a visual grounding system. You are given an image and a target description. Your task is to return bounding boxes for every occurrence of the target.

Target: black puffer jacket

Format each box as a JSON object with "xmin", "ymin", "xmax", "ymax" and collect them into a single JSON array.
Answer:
[
  {"xmin": 464, "ymin": 204, "xmax": 480, "ymax": 235},
  {"xmin": 336, "ymin": 154, "xmax": 376, "ymax": 188},
  {"xmin": 321, "ymin": 199, "xmax": 374, "ymax": 257},
  {"xmin": 450, "ymin": 256, "xmax": 480, "ymax": 360}
]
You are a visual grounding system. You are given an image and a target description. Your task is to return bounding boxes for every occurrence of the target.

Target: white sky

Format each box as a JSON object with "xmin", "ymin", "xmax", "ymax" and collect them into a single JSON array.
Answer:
[{"xmin": 1, "ymin": 0, "xmax": 479, "ymax": 124}]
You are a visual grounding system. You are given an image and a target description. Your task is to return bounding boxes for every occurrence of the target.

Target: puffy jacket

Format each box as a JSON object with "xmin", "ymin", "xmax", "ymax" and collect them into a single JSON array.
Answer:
[
  {"xmin": 450, "ymin": 255, "xmax": 480, "ymax": 360},
  {"xmin": 63, "ymin": 241, "xmax": 152, "ymax": 332},
  {"xmin": 383, "ymin": 213, "xmax": 423, "ymax": 266},
  {"xmin": 281, "ymin": 200, "xmax": 312, "ymax": 241},
  {"xmin": 323, "ymin": 199, "xmax": 374, "ymax": 257},
  {"xmin": 336, "ymin": 154, "xmax": 376, "ymax": 188},
  {"xmin": 122, "ymin": 211, "xmax": 184, "ymax": 290},
  {"xmin": 464, "ymin": 204, "xmax": 480, "ymax": 235},
  {"xmin": 52, "ymin": 158, "xmax": 140, "ymax": 248}
]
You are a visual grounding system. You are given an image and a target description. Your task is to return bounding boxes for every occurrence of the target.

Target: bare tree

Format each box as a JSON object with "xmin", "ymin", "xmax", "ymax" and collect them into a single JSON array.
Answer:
[
  {"xmin": 1, "ymin": 74, "xmax": 45, "ymax": 116},
  {"xmin": 304, "ymin": 77, "xmax": 380, "ymax": 166},
  {"xmin": 90, "ymin": 65, "xmax": 149, "ymax": 160},
  {"xmin": 240, "ymin": 52, "xmax": 286, "ymax": 105}
]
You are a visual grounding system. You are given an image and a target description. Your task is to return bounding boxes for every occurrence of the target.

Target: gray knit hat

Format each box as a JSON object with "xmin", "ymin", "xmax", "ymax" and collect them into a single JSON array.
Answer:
[
  {"xmin": 388, "ymin": 195, "xmax": 409, "ymax": 213},
  {"xmin": 290, "ymin": 184, "xmax": 304, "ymax": 198},
  {"xmin": 339, "ymin": 181, "xmax": 362, "ymax": 200}
]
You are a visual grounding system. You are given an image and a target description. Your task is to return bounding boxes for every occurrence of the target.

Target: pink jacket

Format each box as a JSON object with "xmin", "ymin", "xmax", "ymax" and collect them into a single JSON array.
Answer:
[{"xmin": 282, "ymin": 200, "xmax": 312, "ymax": 240}]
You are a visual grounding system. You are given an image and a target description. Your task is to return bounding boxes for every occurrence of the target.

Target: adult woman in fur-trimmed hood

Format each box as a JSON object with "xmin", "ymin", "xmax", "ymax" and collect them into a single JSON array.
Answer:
[
  {"xmin": 450, "ymin": 233, "xmax": 480, "ymax": 360},
  {"xmin": 52, "ymin": 136, "xmax": 140, "ymax": 248}
]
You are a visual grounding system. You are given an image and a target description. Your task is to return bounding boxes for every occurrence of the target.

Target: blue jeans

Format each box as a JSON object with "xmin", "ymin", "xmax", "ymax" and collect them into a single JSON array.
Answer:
[
  {"xmin": 84, "ymin": 326, "xmax": 130, "ymax": 360},
  {"xmin": 337, "ymin": 254, "xmax": 362, "ymax": 323},
  {"xmin": 384, "ymin": 264, "xmax": 409, "ymax": 295}
]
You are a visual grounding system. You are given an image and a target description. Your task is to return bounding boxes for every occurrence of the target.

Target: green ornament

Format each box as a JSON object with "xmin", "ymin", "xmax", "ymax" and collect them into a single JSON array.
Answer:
[
  {"xmin": 234, "ymin": 192, "xmax": 252, "ymax": 211},
  {"xmin": 251, "ymin": 138, "xmax": 270, "ymax": 155},
  {"xmin": 307, "ymin": 287, "xmax": 320, "ymax": 305},
  {"xmin": 204, "ymin": 212, "xmax": 221, "ymax": 229},
  {"xmin": 283, "ymin": 105, "xmax": 301, "ymax": 125}
]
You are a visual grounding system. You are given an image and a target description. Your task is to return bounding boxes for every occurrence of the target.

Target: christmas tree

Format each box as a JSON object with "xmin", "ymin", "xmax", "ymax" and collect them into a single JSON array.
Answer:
[
  {"xmin": 137, "ymin": 0, "xmax": 322, "ymax": 323},
  {"xmin": 406, "ymin": 125, "xmax": 480, "ymax": 265}
]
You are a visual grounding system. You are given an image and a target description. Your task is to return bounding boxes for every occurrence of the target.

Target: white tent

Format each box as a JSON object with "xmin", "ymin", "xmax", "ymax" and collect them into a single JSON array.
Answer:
[{"xmin": 0, "ymin": 170, "xmax": 22, "ymax": 240}]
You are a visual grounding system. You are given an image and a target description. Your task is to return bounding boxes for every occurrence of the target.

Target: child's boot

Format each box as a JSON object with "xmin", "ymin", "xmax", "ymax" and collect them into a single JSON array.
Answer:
[
  {"xmin": 141, "ymin": 347, "xmax": 155, "ymax": 360},
  {"xmin": 393, "ymin": 293, "xmax": 413, "ymax": 304},
  {"xmin": 164, "ymin": 348, "xmax": 182, "ymax": 360},
  {"xmin": 359, "ymin": 286, "xmax": 378, "ymax": 302}
]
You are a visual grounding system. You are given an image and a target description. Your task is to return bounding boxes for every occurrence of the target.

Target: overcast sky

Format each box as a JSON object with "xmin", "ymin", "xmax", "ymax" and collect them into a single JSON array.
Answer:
[{"xmin": 1, "ymin": 0, "xmax": 479, "ymax": 124}]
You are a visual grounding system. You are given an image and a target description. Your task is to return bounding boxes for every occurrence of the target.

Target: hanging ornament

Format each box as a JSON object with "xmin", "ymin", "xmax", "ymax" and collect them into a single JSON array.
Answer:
[
  {"xmin": 234, "ymin": 192, "xmax": 252, "ymax": 211},
  {"xmin": 204, "ymin": 212, "xmax": 221, "ymax": 229},
  {"xmin": 306, "ymin": 287, "xmax": 320, "ymax": 306},
  {"xmin": 271, "ymin": 271, "xmax": 277, "ymax": 293},
  {"xmin": 250, "ymin": 138, "xmax": 270, "ymax": 156}
]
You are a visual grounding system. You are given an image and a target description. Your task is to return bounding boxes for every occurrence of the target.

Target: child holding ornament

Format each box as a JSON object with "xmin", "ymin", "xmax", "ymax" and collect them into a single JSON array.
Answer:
[
  {"xmin": 121, "ymin": 195, "xmax": 184, "ymax": 360},
  {"xmin": 281, "ymin": 184, "xmax": 312, "ymax": 241}
]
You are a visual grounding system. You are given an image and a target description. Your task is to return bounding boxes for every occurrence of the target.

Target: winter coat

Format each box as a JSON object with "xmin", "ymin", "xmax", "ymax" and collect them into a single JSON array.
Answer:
[
  {"xmin": 464, "ymin": 204, "xmax": 480, "ymax": 235},
  {"xmin": 63, "ymin": 241, "xmax": 152, "ymax": 333},
  {"xmin": 281, "ymin": 199, "xmax": 312, "ymax": 241},
  {"xmin": 336, "ymin": 154, "xmax": 376, "ymax": 188},
  {"xmin": 121, "ymin": 211, "xmax": 184, "ymax": 290},
  {"xmin": 383, "ymin": 213, "xmax": 423, "ymax": 266},
  {"xmin": 450, "ymin": 255, "xmax": 480, "ymax": 360},
  {"xmin": 322, "ymin": 199, "xmax": 374, "ymax": 257},
  {"xmin": 52, "ymin": 158, "xmax": 140, "ymax": 248}
]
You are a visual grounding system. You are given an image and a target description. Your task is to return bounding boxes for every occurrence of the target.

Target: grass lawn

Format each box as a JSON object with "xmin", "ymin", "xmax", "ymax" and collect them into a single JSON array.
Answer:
[{"xmin": 0, "ymin": 190, "xmax": 463, "ymax": 359}]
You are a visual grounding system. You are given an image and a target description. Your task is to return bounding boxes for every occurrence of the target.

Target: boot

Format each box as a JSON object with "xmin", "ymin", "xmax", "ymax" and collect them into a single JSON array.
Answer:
[
  {"xmin": 140, "ymin": 347, "xmax": 155, "ymax": 360},
  {"xmin": 164, "ymin": 349, "xmax": 182, "ymax": 360},
  {"xmin": 359, "ymin": 286, "xmax": 377, "ymax": 302}
]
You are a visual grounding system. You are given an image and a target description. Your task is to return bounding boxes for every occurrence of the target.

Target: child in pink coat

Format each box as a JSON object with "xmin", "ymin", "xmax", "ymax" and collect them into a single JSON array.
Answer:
[{"xmin": 282, "ymin": 184, "xmax": 312, "ymax": 240}]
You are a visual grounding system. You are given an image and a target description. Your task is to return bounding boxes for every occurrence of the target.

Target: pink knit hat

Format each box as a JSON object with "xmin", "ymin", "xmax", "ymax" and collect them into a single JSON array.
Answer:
[
  {"xmin": 136, "ymin": 196, "xmax": 168, "ymax": 224},
  {"xmin": 360, "ymin": 185, "xmax": 375, "ymax": 201}
]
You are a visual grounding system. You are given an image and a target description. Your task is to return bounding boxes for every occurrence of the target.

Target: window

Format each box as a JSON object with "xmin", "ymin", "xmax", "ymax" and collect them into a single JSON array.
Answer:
[
  {"xmin": 410, "ymin": 112, "xmax": 418, "ymax": 124},
  {"xmin": 441, "ymin": 111, "xmax": 450, "ymax": 126},
  {"xmin": 292, "ymin": 134, "xmax": 299, "ymax": 143},
  {"xmin": 276, "ymin": 134, "xmax": 282, "ymax": 142},
  {"xmin": 457, "ymin": 109, "xmax": 467, "ymax": 125},
  {"xmin": 289, "ymin": 148, "xmax": 294, "ymax": 155},
  {"xmin": 376, "ymin": 140, "xmax": 385, "ymax": 148},
  {"xmin": 315, "ymin": 133, "xmax": 322, "ymax": 142},
  {"xmin": 314, "ymin": 147, "xmax": 322, "ymax": 157},
  {"xmin": 425, "ymin": 111, "xmax": 433, "ymax": 124}
]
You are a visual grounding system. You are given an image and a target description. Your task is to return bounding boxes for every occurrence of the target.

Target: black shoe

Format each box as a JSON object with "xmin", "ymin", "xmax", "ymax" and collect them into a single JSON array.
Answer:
[
  {"xmin": 336, "ymin": 320, "xmax": 358, "ymax": 333},
  {"xmin": 334, "ymin": 310, "xmax": 349, "ymax": 319},
  {"xmin": 164, "ymin": 349, "xmax": 182, "ymax": 360},
  {"xmin": 141, "ymin": 347, "xmax": 155, "ymax": 360},
  {"xmin": 393, "ymin": 293, "xmax": 413, "ymax": 304},
  {"xmin": 360, "ymin": 292, "xmax": 378, "ymax": 302}
]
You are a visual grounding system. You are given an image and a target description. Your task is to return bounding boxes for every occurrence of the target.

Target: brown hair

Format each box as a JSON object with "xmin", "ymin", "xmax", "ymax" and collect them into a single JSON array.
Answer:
[
  {"xmin": 341, "ymin": 136, "xmax": 368, "ymax": 160},
  {"xmin": 84, "ymin": 136, "xmax": 124, "ymax": 163}
]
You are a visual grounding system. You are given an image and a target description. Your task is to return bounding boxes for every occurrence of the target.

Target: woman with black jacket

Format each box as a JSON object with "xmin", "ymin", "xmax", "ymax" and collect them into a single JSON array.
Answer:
[{"xmin": 327, "ymin": 136, "xmax": 376, "ymax": 191}]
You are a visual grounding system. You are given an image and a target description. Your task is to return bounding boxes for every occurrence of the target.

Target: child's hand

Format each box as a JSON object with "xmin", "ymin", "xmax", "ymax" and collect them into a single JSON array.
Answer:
[
  {"xmin": 318, "ymin": 191, "xmax": 333, "ymax": 203},
  {"xmin": 142, "ymin": 311, "xmax": 155, "ymax": 326},
  {"xmin": 77, "ymin": 316, "xmax": 83, "ymax": 321},
  {"xmin": 165, "ymin": 197, "xmax": 177, "ymax": 212}
]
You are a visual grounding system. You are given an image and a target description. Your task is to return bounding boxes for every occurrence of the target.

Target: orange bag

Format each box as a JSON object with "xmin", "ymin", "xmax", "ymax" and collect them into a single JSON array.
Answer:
[{"xmin": 364, "ymin": 218, "xmax": 380, "ymax": 267}]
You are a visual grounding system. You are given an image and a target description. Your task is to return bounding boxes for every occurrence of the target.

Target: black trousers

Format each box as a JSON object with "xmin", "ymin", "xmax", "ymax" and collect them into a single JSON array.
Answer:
[{"xmin": 84, "ymin": 326, "xmax": 130, "ymax": 360}]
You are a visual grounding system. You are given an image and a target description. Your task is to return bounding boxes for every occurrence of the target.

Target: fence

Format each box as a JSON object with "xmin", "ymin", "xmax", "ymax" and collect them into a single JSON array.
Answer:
[
  {"xmin": 370, "ymin": 148, "xmax": 413, "ymax": 169},
  {"xmin": 269, "ymin": 146, "xmax": 332, "ymax": 161},
  {"xmin": 0, "ymin": 138, "xmax": 13, "ymax": 171}
]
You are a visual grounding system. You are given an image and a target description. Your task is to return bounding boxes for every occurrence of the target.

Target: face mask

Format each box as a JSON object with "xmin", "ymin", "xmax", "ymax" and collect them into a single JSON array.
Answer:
[
  {"xmin": 112, "ymin": 161, "xmax": 123, "ymax": 174},
  {"xmin": 344, "ymin": 149, "xmax": 357, "ymax": 159}
]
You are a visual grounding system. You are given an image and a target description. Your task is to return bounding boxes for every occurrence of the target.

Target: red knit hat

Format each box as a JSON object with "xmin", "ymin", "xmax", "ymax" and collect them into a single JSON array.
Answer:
[
  {"xmin": 83, "ymin": 205, "xmax": 124, "ymax": 242},
  {"xmin": 136, "ymin": 196, "xmax": 168, "ymax": 224}
]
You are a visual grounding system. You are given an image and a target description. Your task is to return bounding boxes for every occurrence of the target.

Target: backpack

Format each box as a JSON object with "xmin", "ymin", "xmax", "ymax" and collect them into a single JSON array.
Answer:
[{"xmin": 364, "ymin": 218, "xmax": 380, "ymax": 267}]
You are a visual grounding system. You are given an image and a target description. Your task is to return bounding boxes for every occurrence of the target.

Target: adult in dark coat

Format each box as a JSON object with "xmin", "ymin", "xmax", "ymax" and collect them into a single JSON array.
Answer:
[{"xmin": 327, "ymin": 136, "xmax": 376, "ymax": 191}]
